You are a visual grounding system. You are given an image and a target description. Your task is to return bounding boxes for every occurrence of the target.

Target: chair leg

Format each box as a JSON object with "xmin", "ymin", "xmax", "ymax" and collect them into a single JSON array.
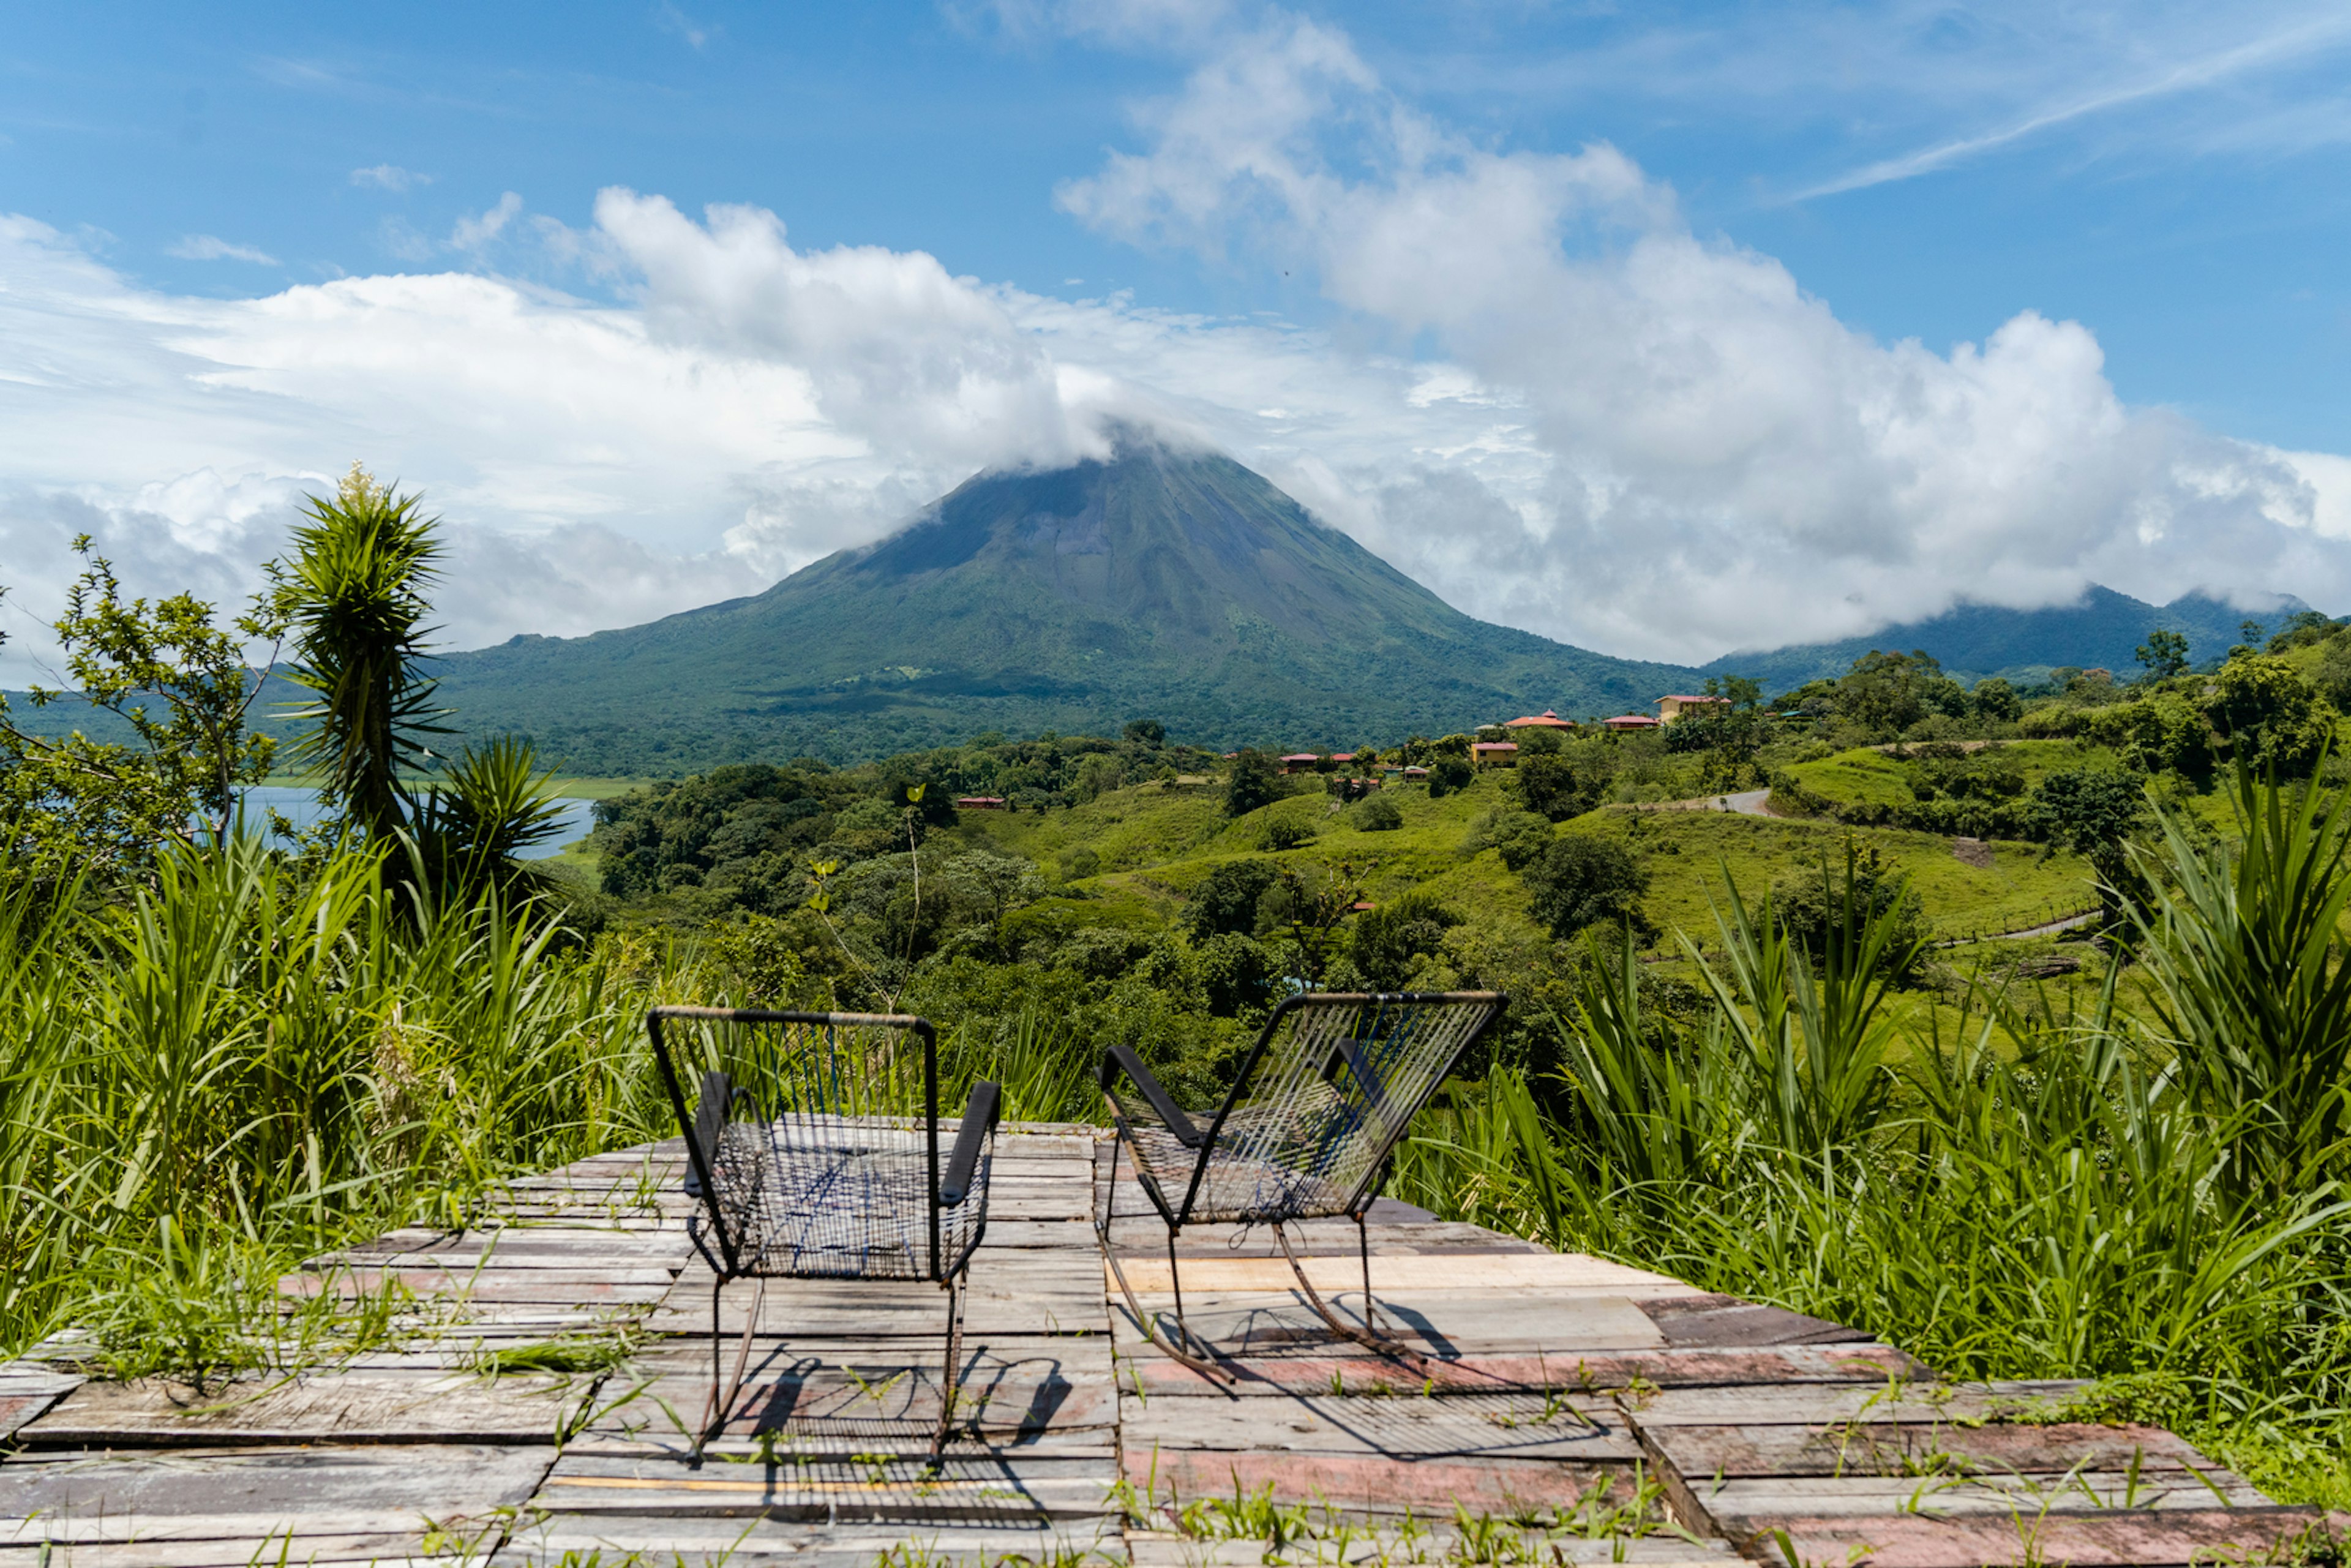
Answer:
[
  {"xmin": 1095, "ymin": 1145, "xmax": 1231, "ymax": 1383},
  {"xmin": 697, "ymin": 1274, "xmax": 765, "ymax": 1456},
  {"xmin": 1273, "ymin": 1218, "xmax": 1431, "ymax": 1371},
  {"xmin": 931, "ymin": 1267, "xmax": 969, "ymax": 1460}
]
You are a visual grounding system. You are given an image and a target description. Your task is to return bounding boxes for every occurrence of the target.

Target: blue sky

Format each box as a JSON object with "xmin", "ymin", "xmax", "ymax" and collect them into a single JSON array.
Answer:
[{"xmin": 3, "ymin": 0, "xmax": 2350, "ymax": 666}]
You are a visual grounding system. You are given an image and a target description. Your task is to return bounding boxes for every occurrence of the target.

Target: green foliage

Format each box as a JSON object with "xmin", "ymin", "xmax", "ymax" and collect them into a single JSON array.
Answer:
[
  {"xmin": 2130, "ymin": 763, "xmax": 2351, "ymax": 1199},
  {"xmin": 1180, "ymin": 858, "xmax": 1286, "ymax": 940},
  {"xmin": 1837, "ymin": 649, "xmax": 1970, "ymax": 736},
  {"xmin": 2204, "ymin": 654, "xmax": 2334, "ymax": 776},
  {"xmin": 1425, "ymin": 754, "xmax": 1475, "ymax": 797},
  {"xmin": 1970, "ymin": 676, "xmax": 2022, "ymax": 722},
  {"xmin": 1349, "ymin": 890, "xmax": 1461, "ymax": 989},
  {"xmin": 0, "ymin": 536, "xmax": 280, "ymax": 882},
  {"xmin": 1348, "ymin": 793, "xmax": 1402, "ymax": 831},
  {"xmin": 1768, "ymin": 845, "xmax": 1931, "ymax": 983},
  {"xmin": 1513, "ymin": 749, "xmax": 1600, "ymax": 820},
  {"xmin": 269, "ymin": 465, "xmax": 448, "ymax": 839},
  {"xmin": 1521, "ymin": 834, "xmax": 1650, "ymax": 942},
  {"xmin": 1224, "ymin": 748, "xmax": 1284, "ymax": 817},
  {"xmin": 2138, "ymin": 628, "xmax": 2191, "ymax": 679},
  {"xmin": 1393, "ymin": 793, "xmax": 2351, "ymax": 1507},
  {"xmin": 0, "ymin": 834, "xmax": 688, "ymax": 1362}
]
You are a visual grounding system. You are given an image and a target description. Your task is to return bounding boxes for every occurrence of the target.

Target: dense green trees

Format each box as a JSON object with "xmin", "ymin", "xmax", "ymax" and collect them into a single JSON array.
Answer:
[{"xmin": 1521, "ymin": 834, "xmax": 1651, "ymax": 942}]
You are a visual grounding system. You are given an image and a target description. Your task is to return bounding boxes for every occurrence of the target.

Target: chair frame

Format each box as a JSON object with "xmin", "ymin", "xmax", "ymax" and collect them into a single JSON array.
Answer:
[
  {"xmin": 648, "ymin": 1006, "xmax": 1000, "ymax": 1457},
  {"xmin": 1095, "ymin": 990, "xmax": 1505, "ymax": 1379}
]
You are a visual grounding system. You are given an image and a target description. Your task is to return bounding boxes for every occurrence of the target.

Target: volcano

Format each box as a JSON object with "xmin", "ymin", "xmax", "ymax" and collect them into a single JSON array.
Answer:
[{"xmin": 430, "ymin": 437, "xmax": 1699, "ymax": 768}]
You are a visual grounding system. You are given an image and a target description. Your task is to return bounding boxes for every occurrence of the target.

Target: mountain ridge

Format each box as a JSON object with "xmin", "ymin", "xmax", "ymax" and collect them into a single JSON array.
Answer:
[{"xmin": 1701, "ymin": 585, "xmax": 2310, "ymax": 692}]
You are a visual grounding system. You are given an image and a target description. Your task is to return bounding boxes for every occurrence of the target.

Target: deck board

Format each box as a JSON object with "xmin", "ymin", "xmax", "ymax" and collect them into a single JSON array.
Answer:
[{"xmin": 0, "ymin": 1124, "xmax": 2328, "ymax": 1567}]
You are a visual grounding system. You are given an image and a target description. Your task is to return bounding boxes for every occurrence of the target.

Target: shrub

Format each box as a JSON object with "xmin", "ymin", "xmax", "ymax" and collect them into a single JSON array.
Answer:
[
  {"xmin": 1180, "ymin": 858, "xmax": 1284, "ymax": 940},
  {"xmin": 1350, "ymin": 892, "xmax": 1463, "ymax": 989},
  {"xmin": 1514, "ymin": 751, "xmax": 1597, "ymax": 821},
  {"xmin": 1770, "ymin": 846, "xmax": 1930, "ymax": 981},
  {"xmin": 1260, "ymin": 814, "xmax": 1318, "ymax": 851},
  {"xmin": 1349, "ymin": 794, "xmax": 1403, "ymax": 831},
  {"xmin": 1426, "ymin": 755, "xmax": 1475, "ymax": 798},
  {"xmin": 1522, "ymin": 835, "xmax": 1651, "ymax": 942},
  {"xmin": 1224, "ymin": 749, "xmax": 1284, "ymax": 817}
]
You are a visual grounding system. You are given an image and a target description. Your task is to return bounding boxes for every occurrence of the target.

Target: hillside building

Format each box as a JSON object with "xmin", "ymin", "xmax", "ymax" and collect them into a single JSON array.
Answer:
[{"xmin": 1654, "ymin": 694, "xmax": 1730, "ymax": 725}]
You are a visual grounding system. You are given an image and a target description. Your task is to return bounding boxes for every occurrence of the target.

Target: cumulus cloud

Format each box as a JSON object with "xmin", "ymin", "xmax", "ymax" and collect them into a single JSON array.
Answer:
[
  {"xmin": 166, "ymin": 234, "xmax": 279, "ymax": 264},
  {"xmin": 1052, "ymin": 12, "xmax": 2351, "ymax": 658},
  {"xmin": 449, "ymin": 192, "xmax": 524, "ymax": 252}
]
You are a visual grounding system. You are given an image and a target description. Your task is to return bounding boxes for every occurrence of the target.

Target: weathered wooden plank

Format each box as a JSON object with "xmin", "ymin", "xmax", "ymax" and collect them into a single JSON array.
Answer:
[
  {"xmin": 574, "ymin": 1338, "xmax": 1120, "ymax": 1453},
  {"xmin": 0, "ymin": 1395, "xmax": 62, "ymax": 1442},
  {"xmin": 1641, "ymin": 1294, "xmax": 1872, "ymax": 1348},
  {"xmin": 1125, "ymin": 1344, "xmax": 1922, "ymax": 1397},
  {"xmin": 1123, "ymin": 1449, "xmax": 1649, "ymax": 1521},
  {"xmin": 282, "ymin": 1267, "xmax": 675, "ymax": 1304},
  {"xmin": 0, "ymin": 1442, "xmax": 552, "ymax": 1528},
  {"xmin": 499, "ymin": 1515, "xmax": 1124, "ymax": 1568},
  {"xmin": 1695, "ymin": 1470, "xmax": 2270, "ymax": 1523},
  {"xmin": 1744, "ymin": 1508, "xmax": 2337, "ymax": 1567},
  {"xmin": 1109, "ymin": 1251, "xmax": 1701, "ymax": 1298},
  {"xmin": 0, "ymin": 1531, "xmax": 443, "ymax": 1566},
  {"xmin": 1617, "ymin": 1379, "xmax": 2090, "ymax": 1428},
  {"xmin": 1646, "ymin": 1420, "xmax": 2220, "ymax": 1480},
  {"xmin": 1112, "ymin": 1289, "xmax": 1664, "ymax": 1358},
  {"xmin": 1123, "ymin": 1389, "xmax": 1643, "ymax": 1461},
  {"xmin": 14, "ymin": 1368, "xmax": 588, "ymax": 1447},
  {"xmin": 533, "ymin": 1449, "xmax": 1119, "ymax": 1523},
  {"xmin": 1123, "ymin": 1535, "xmax": 1747, "ymax": 1567}
]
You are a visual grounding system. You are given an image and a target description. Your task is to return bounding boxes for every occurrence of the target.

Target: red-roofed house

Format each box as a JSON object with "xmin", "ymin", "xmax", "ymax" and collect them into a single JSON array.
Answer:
[
  {"xmin": 1280, "ymin": 752, "xmax": 1322, "ymax": 775},
  {"xmin": 955, "ymin": 796, "xmax": 1007, "ymax": 811},
  {"xmin": 1504, "ymin": 709, "xmax": 1575, "ymax": 730},
  {"xmin": 1470, "ymin": 741, "xmax": 1519, "ymax": 767},
  {"xmin": 1603, "ymin": 715, "xmax": 1660, "ymax": 731},
  {"xmin": 1655, "ymin": 694, "xmax": 1731, "ymax": 725}
]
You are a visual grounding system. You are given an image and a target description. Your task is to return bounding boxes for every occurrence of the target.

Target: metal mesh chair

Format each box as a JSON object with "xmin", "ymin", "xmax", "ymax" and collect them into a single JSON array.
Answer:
[
  {"xmin": 648, "ymin": 1007, "xmax": 1001, "ymax": 1455},
  {"xmin": 1097, "ymin": 991, "xmax": 1505, "ymax": 1376}
]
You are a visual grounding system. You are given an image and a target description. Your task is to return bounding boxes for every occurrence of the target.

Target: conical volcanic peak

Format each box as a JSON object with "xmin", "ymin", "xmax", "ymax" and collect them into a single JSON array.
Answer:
[{"xmin": 432, "ymin": 438, "xmax": 1699, "ymax": 768}]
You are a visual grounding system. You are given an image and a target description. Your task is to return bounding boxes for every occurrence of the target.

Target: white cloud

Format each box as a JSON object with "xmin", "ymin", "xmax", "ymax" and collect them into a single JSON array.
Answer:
[
  {"xmin": 350, "ymin": 163, "xmax": 430, "ymax": 191},
  {"xmin": 166, "ymin": 234, "xmax": 279, "ymax": 264},
  {"xmin": 449, "ymin": 192, "xmax": 524, "ymax": 252},
  {"xmin": 1048, "ymin": 12, "xmax": 2351, "ymax": 658}
]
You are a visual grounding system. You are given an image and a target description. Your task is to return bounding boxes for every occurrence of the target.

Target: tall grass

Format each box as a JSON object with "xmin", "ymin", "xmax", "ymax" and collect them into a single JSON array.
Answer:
[
  {"xmin": 1393, "ymin": 766, "xmax": 2351, "ymax": 1506},
  {"xmin": 0, "ymin": 836, "xmax": 698, "ymax": 1369},
  {"xmin": 0, "ymin": 836, "xmax": 1109, "ymax": 1373}
]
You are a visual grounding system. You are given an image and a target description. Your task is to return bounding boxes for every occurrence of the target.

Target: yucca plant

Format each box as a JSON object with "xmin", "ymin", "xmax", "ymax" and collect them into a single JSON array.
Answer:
[{"xmin": 269, "ymin": 464, "xmax": 446, "ymax": 841}]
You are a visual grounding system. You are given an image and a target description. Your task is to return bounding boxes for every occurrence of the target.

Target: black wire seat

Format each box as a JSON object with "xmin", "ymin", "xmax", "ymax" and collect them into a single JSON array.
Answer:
[
  {"xmin": 1097, "ymin": 991, "xmax": 1505, "ymax": 1378},
  {"xmin": 648, "ymin": 1007, "xmax": 1000, "ymax": 1457}
]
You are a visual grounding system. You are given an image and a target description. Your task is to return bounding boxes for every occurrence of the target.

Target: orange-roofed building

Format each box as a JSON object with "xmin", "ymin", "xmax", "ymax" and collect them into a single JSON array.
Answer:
[
  {"xmin": 1603, "ymin": 714, "xmax": 1660, "ymax": 731},
  {"xmin": 1504, "ymin": 709, "xmax": 1575, "ymax": 730},
  {"xmin": 1470, "ymin": 741, "xmax": 1519, "ymax": 767},
  {"xmin": 1654, "ymin": 694, "xmax": 1731, "ymax": 725}
]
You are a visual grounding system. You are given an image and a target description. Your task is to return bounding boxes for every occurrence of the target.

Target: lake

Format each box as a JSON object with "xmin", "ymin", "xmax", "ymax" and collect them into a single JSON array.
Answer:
[{"xmin": 227, "ymin": 787, "xmax": 598, "ymax": 860}]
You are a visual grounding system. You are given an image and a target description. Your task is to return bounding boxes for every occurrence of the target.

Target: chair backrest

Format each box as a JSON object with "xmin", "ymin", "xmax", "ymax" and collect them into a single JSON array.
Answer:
[
  {"xmin": 1187, "ymin": 991, "xmax": 1505, "ymax": 1220},
  {"xmin": 647, "ymin": 1007, "xmax": 949, "ymax": 1278}
]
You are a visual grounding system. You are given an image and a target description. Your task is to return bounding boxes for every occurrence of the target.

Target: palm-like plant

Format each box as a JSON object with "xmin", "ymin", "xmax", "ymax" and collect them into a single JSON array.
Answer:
[
  {"xmin": 413, "ymin": 737, "xmax": 571, "ymax": 893},
  {"xmin": 270, "ymin": 465, "xmax": 447, "ymax": 840}
]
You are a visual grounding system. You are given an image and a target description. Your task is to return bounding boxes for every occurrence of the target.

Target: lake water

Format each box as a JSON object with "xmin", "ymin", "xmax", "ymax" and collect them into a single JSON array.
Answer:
[{"xmin": 228, "ymin": 786, "xmax": 599, "ymax": 860}]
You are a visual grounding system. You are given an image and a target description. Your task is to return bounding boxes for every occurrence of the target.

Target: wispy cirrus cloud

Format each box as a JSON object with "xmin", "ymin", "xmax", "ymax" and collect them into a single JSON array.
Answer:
[
  {"xmin": 350, "ymin": 163, "xmax": 430, "ymax": 191},
  {"xmin": 1800, "ymin": 8, "xmax": 2351, "ymax": 197},
  {"xmin": 166, "ymin": 234, "xmax": 279, "ymax": 265}
]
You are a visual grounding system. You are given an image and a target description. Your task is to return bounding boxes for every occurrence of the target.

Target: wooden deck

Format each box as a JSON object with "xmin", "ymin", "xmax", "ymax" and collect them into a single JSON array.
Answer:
[{"xmin": 0, "ymin": 1125, "xmax": 2336, "ymax": 1566}]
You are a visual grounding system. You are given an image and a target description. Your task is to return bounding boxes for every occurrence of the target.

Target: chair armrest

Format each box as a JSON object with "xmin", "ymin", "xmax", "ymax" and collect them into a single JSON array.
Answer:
[
  {"xmin": 940, "ymin": 1079, "xmax": 1001, "ymax": 1207},
  {"xmin": 1101, "ymin": 1044, "xmax": 1202, "ymax": 1147}
]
